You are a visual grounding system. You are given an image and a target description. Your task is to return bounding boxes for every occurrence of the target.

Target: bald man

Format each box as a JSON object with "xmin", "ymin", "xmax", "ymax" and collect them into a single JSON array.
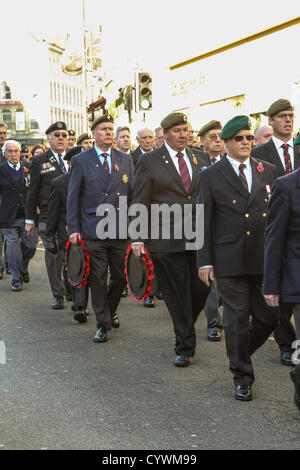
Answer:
[{"xmin": 254, "ymin": 125, "xmax": 273, "ymax": 147}]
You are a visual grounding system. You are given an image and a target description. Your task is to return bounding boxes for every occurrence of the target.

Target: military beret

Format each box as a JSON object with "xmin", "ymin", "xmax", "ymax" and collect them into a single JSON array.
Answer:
[
  {"xmin": 45, "ymin": 121, "xmax": 67, "ymax": 135},
  {"xmin": 77, "ymin": 133, "xmax": 91, "ymax": 145},
  {"xmin": 160, "ymin": 112, "xmax": 188, "ymax": 130},
  {"xmin": 221, "ymin": 115, "xmax": 251, "ymax": 140},
  {"xmin": 294, "ymin": 133, "xmax": 300, "ymax": 146},
  {"xmin": 267, "ymin": 99, "xmax": 293, "ymax": 117},
  {"xmin": 91, "ymin": 114, "xmax": 114, "ymax": 131},
  {"xmin": 68, "ymin": 130, "xmax": 76, "ymax": 137},
  {"xmin": 198, "ymin": 120, "xmax": 222, "ymax": 137},
  {"xmin": 64, "ymin": 145, "xmax": 83, "ymax": 161}
]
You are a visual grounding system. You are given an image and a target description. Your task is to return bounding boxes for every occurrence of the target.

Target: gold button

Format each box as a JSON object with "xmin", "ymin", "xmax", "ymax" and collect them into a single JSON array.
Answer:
[
  {"xmin": 117, "ymin": 192, "xmax": 120, "ymax": 196},
  {"xmin": 262, "ymin": 213, "xmax": 267, "ymax": 217},
  {"xmin": 245, "ymin": 213, "xmax": 249, "ymax": 218},
  {"xmin": 265, "ymin": 198, "xmax": 268, "ymax": 203},
  {"xmin": 117, "ymin": 208, "xmax": 120, "ymax": 211},
  {"xmin": 247, "ymin": 231, "xmax": 250, "ymax": 236},
  {"xmin": 105, "ymin": 193, "xmax": 108, "ymax": 197},
  {"xmin": 188, "ymin": 195, "xmax": 191, "ymax": 200},
  {"xmin": 232, "ymin": 200, "xmax": 236, "ymax": 204}
]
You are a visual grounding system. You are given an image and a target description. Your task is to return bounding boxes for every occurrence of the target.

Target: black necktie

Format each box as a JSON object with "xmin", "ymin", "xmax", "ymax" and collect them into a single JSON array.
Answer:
[
  {"xmin": 239, "ymin": 163, "xmax": 248, "ymax": 191},
  {"xmin": 58, "ymin": 154, "xmax": 66, "ymax": 174}
]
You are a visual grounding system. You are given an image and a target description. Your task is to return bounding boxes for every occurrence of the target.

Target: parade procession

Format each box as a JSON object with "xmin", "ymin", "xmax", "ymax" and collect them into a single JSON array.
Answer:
[{"xmin": 0, "ymin": 1, "xmax": 300, "ymax": 453}]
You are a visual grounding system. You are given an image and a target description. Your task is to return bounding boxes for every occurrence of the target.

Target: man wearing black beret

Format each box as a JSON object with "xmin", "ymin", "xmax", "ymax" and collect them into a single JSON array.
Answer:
[
  {"xmin": 197, "ymin": 115, "xmax": 279, "ymax": 401},
  {"xmin": 25, "ymin": 121, "xmax": 69, "ymax": 309},
  {"xmin": 252, "ymin": 98, "xmax": 300, "ymax": 367},
  {"xmin": 67, "ymin": 130, "xmax": 76, "ymax": 150},
  {"xmin": 131, "ymin": 112, "xmax": 210, "ymax": 367},
  {"xmin": 67, "ymin": 115, "xmax": 135, "ymax": 342}
]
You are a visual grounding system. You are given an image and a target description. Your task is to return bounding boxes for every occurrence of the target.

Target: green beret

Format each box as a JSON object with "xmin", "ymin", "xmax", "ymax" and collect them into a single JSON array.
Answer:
[
  {"xmin": 221, "ymin": 115, "xmax": 251, "ymax": 140},
  {"xmin": 64, "ymin": 145, "xmax": 83, "ymax": 161},
  {"xmin": 160, "ymin": 112, "xmax": 188, "ymax": 130},
  {"xmin": 198, "ymin": 120, "xmax": 222, "ymax": 137},
  {"xmin": 68, "ymin": 130, "xmax": 76, "ymax": 137},
  {"xmin": 91, "ymin": 114, "xmax": 114, "ymax": 131},
  {"xmin": 45, "ymin": 121, "xmax": 67, "ymax": 135},
  {"xmin": 294, "ymin": 133, "xmax": 300, "ymax": 146},
  {"xmin": 267, "ymin": 99, "xmax": 293, "ymax": 117},
  {"xmin": 77, "ymin": 133, "xmax": 91, "ymax": 145}
]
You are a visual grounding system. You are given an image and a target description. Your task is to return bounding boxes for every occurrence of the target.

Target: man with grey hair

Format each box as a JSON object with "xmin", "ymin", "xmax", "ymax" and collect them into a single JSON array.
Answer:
[
  {"xmin": 115, "ymin": 126, "xmax": 131, "ymax": 154},
  {"xmin": 254, "ymin": 125, "xmax": 273, "ymax": 147},
  {"xmin": 155, "ymin": 127, "xmax": 165, "ymax": 149},
  {"xmin": 131, "ymin": 128, "xmax": 155, "ymax": 168},
  {"xmin": 0, "ymin": 140, "xmax": 37, "ymax": 291}
]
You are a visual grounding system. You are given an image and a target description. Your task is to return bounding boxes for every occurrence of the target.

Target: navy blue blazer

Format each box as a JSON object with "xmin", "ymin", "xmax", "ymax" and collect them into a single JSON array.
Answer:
[
  {"xmin": 67, "ymin": 147, "xmax": 134, "ymax": 240},
  {"xmin": 264, "ymin": 167, "xmax": 300, "ymax": 303},
  {"xmin": 0, "ymin": 161, "xmax": 29, "ymax": 228}
]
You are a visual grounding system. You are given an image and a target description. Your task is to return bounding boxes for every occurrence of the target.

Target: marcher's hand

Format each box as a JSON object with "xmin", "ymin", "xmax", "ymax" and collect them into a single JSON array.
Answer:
[
  {"xmin": 25, "ymin": 223, "xmax": 35, "ymax": 235},
  {"xmin": 131, "ymin": 243, "xmax": 145, "ymax": 257},
  {"xmin": 198, "ymin": 267, "xmax": 214, "ymax": 287},
  {"xmin": 70, "ymin": 232, "xmax": 81, "ymax": 245},
  {"xmin": 264, "ymin": 294, "xmax": 280, "ymax": 307}
]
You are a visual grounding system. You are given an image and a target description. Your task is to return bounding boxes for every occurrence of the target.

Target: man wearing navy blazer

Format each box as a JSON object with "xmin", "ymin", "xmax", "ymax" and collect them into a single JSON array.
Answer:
[
  {"xmin": 0, "ymin": 141, "xmax": 36, "ymax": 291},
  {"xmin": 252, "ymin": 98, "xmax": 300, "ymax": 367},
  {"xmin": 263, "ymin": 169, "xmax": 300, "ymax": 409},
  {"xmin": 67, "ymin": 115, "xmax": 134, "ymax": 343}
]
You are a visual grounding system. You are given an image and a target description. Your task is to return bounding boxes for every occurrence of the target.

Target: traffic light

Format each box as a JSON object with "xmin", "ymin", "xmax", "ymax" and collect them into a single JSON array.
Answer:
[{"xmin": 138, "ymin": 72, "xmax": 152, "ymax": 111}]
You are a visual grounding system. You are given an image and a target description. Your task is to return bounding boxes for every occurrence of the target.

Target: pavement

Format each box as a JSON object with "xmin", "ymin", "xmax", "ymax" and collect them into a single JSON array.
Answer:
[{"xmin": 0, "ymin": 248, "xmax": 299, "ymax": 451}]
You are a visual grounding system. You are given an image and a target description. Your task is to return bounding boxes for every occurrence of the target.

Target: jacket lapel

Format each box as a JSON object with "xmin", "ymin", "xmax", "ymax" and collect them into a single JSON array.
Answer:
[
  {"xmin": 218, "ymin": 157, "xmax": 249, "ymax": 198},
  {"xmin": 247, "ymin": 157, "xmax": 264, "ymax": 206},
  {"xmin": 159, "ymin": 144, "xmax": 187, "ymax": 193},
  {"xmin": 294, "ymin": 143, "xmax": 300, "ymax": 170},
  {"xmin": 89, "ymin": 147, "xmax": 110, "ymax": 185},
  {"xmin": 107, "ymin": 148, "xmax": 122, "ymax": 192}
]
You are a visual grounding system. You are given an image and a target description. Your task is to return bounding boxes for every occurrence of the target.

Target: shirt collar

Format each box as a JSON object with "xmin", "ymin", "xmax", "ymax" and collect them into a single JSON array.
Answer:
[
  {"xmin": 7, "ymin": 161, "xmax": 21, "ymax": 170},
  {"xmin": 272, "ymin": 135, "xmax": 294, "ymax": 150},
  {"xmin": 164, "ymin": 141, "xmax": 187, "ymax": 159},
  {"xmin": 52, "ymin": 150, "xmax": 66, "ymax": 158},
  {"xmin": 94, "ymin": 145, "xmax": 112, "ymax": 157},
  {"xmin": 226, "ymin": 154, "xmax": 251, "ymax": 170}
]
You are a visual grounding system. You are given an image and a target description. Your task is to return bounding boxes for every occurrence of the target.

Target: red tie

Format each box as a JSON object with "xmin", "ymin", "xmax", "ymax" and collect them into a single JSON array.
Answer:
[
  {"xmin": 176, "ymin": 152, "xmax": 191, "ymax": 192},
  {"xmin": 211, "ymin": 157, "xmax": 217, "ymax": 165},
  {"xmin": 282, "ymin": 144, "xmax": 292, "ymax": 173},
  {"xmin": 101, "ymin": 153, "xmax": 110, "ymax": 175}
]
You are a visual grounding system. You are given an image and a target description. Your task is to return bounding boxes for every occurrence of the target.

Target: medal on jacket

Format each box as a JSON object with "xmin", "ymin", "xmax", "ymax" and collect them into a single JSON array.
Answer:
[{"xmin": 265, "ymin": 185, "xmax": 271, "ymax": 200}]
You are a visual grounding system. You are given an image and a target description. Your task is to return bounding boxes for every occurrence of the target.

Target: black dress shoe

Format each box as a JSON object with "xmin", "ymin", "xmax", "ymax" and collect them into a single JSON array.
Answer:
[
  {"xmin": 281, "ymin": 351, "xmax": 293, "ymax": 366},
  {"xmin": 22, "ymin": 271, "xmax": 30, "ymax": 283},
  {"xmin": 235, "ymin": 385, "xmax": 253, "ymax": 401},
  {"xmin": 74, "ymin": 309, "xmax": 87, "ymax": 323},
  {"xmin": 93, "ymin": 327, "xmax": 107, "ymax": 343},
  {"xmin": 0, "ymin": 271, "xmax": 3, "ymax": 280},
  {"xmin": 12, "ymin": 284, "xmax": 22, "ymax": 292},
  {"xmin": 143, "ymin": 296, "xmax": 155, "ymax": 308},
  {"xmin": 174, "ymin": 355, "xmax": 189, "ymax": 367},
  {"xmin": 112, "ymin": 313, "xmax": 120, "ymax": 329},
  {"xmin": 290, "ymin": 368, "xmax": 300, "ymax": 410},
  {"xmin": 121, "ymin": 287, "xmax": 128, "ymax": 298},
  {"xmin": 207, "ymin": 329, "xmax": 221, "ymax": 342},
  {"xmin": 66, "ymin": 294, "xmax": 73, "ymax": 302},
  {"xmin": 155, "ymin": 291, "xmax": 164, "ymax": 300},
  {"xmin": 51, "ymin": 296, "xmax": 64, "ymax": 310}
]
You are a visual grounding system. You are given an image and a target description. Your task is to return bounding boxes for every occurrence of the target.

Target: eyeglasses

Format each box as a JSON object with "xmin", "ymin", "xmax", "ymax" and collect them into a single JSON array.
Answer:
[
  {"xmin": 234, "ymin": 135, "xmax": 253, "ymax": 142},
  {"xmin": 207, "ymin": 133, "xmax": 222, "ymax": 141},
  {"xmin": 53, "ymin": 132, "xmax": 68, "ymax": 138}
]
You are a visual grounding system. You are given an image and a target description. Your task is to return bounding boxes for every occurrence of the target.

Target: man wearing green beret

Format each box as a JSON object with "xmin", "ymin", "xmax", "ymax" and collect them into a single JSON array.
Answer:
[
  {"xmin": 131, "ymin": 111, "xmax": 210, "ymax": 368},
  {"xmin": 197, "ymin": 115, "xmax": 279, "ymax": 401},
  {"xmin": 252, "ymin": 99, "xmax": 300, "ymax": 367}
]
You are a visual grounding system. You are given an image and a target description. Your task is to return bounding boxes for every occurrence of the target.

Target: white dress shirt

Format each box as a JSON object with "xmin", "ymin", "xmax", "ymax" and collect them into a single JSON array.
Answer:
[
  {"xmin": 52, "ymin": 150, "xmax": 68, "ymax": 173},
  {"xmin": 164, "ymin": 142, "xmax": 193, "ymax": 179},
  {"xmin": 226, "ymin": 155, "xmax": 252, "ymax": 192},
  {"xmin": 272, "ymin": 136, "xmax": 294, "ymax": 171}
]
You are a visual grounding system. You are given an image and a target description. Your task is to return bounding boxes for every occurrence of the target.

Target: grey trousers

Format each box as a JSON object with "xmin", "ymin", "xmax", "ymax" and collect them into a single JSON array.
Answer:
[
  {"xmin": 38, "ymin": 224, "xmax": 65, "ymax": 298},
  {"xmin": 203, "ymin": 279, "xmax": 223, "ymax": 331},
  {"xmin": 2, "ymin": 219, "xmax": 37, "ymax": 286}
]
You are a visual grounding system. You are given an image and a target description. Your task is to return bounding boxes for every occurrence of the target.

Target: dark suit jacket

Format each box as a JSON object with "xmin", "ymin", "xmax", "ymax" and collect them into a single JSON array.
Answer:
[
  {"xmin": 47, "ymin": 172, "xmax": 70, "ymax": 250},
  {"xmin": 252, "ymin": 138, "xmax": 300, "ymax": 176},
  {"xmin": 0, "ymin": 149, "xmax": 6, "ymax": 164},
  {"xmin": 187, "ymin": 147, "xmax": 212, "ymax": 168},
  {"xmin": 0, "ymin": 161, "xmax": 29, "ymax": 227},
  {"xmin": 264, "ymin": 168, "xmax": 300, "ymax": 303},
  {"xmin": 197, "ymin": 156, "xmax": 278, "ymax": 277},
  {"xmin": 26, "ymin": 149, "xmax": 65, "ymax": 223},
  {"xmin": 131, "ymin": 144, "xmax": 204, "ymax": 253},
  {"xmin": 131, "ymin": 146, "xmax": 143, "ymax": 168},
  {"xmin": 67, "ymin": 147, "xmax": 134, "ymax": 240}
]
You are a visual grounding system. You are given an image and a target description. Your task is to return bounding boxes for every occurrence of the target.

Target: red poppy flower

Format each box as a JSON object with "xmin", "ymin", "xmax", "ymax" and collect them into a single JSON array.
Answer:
[{"xmin": 257, "ymin": 163, "xmax": 264, "ymax": 173}]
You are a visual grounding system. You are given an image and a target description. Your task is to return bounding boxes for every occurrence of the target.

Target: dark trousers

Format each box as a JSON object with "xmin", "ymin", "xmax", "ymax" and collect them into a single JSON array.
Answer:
[
  {"xmin": 204, "ymin": 279, "xmax": 223, "ymax": 331},
  {"xmin": 273, "ymin": 302, "xmax": 296, "ymax": 353},
  {"xmin": 39, "ymin": 225, "xmax": 65, "ymax": 298},
  {"xmin": 85, "ymin": 239, "xmax": 127, "ymax": 330},
  {"xmin": 217, "ymin": 275, "xmax": 279, "ymax": 386},
  {"xmin": 151, "ymin": 251, "xmax": 209, "ymax": 357}
]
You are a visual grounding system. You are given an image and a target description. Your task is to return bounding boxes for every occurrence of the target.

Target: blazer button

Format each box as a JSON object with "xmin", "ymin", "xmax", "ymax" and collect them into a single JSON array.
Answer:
[
  {"xmin": 245, "ymin": 213, "xmax": 249, "ymax": 218},
  {"xmin": 246, "ymin": 231, "xmax": 251, "ymax": 236},
  {"xmin": 117, "ymin": 192, "xmax": 120, "ymax": 196},
  {"xmin": 265, "ymin": 198, "xmax": 268, "ymax": 203},
  {"xmin": 188, "ymin": 195, "xmax": 192, "ymax": 200},
  {"xmin": 262, "ymin": 213, "xmax": 267, "ymax": 217},
  {"xmin": 232, "ymin": 200, "xmax": 237, "ymax": 204},
  {"xmin": 105, "ymin": 193, "xmax": 108, "ymax": 197}
]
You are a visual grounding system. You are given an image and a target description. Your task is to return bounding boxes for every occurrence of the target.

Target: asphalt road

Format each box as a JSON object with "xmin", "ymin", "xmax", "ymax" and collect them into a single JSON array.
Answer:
[{"xmin": 0, "ymin": 247, "xmax": 299, "ymax": 451}]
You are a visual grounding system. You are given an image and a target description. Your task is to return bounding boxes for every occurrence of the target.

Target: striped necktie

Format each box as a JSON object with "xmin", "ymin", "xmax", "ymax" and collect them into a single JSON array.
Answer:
[
  {"xmin": 239, "ymin": 163, "xmax": 249, "ymax": 191},
  {"xmin": 58, "ymin": 154, "xmax": 66, "ymax": 174},
  {"xmin": 211, "ymin": 157, "xmax": 217, "ymax": 165},
  {"xmin": 101, "ymin": 153, "xmax": 110, "ymax": 175},
  {"xmin": 282, "ymin": 144, "xmax": 292, "ymax": 173},
  {"xmin": 176, "ymin": 152, "xmax": 191, "ymax": 192}
]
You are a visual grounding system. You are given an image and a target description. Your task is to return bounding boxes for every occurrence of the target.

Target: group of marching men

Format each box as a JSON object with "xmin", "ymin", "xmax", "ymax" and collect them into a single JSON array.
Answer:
[{"xmin": 0, "ymin": 96, "xmax": 300, "ymax": 408}]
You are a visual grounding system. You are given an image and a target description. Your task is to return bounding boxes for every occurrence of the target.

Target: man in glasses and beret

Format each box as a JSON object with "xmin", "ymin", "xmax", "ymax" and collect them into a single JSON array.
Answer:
[
  {"xmin": 67, "ymin": 115, "xmax": 134, "ymax": 343},
  {"xmin": 25, "ymin": 122, "xmax": 69, "ymax": 309},
  {"xmin": 197, "ymin": 115, "xmax": 279, "ymax": 401},
  {"xmin": 252, "ymin": 98, "xmax": 300, "ymax": 368},
  {"xmin": 131, "ymin": 112, "xmax": 210, "ymax": 368}
]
